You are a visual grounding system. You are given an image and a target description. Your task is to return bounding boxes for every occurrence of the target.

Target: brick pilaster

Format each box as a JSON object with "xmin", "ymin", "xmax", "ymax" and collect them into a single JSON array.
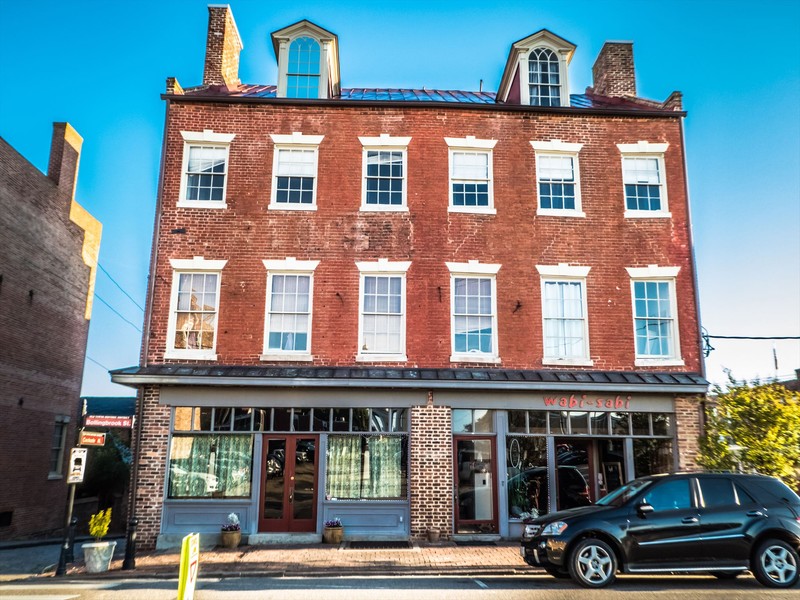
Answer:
[
  {"xmin": 410, "ymin": 400, "xmax": 452, "ymax": 540},
  {"xmin": 674, "ymin": 395, "xmax": 703, "ymax": 471}
]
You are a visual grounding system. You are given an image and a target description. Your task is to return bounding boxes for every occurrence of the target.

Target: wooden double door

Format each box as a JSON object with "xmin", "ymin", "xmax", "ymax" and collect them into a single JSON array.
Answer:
[{"xmin": 259, "ymin": 435, "xmax": 319, "ymax": 532}]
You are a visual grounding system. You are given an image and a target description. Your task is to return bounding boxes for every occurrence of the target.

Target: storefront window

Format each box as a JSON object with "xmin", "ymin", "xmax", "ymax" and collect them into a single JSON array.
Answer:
[
  {"xmin": 452, "ymin": 409, "xmax": 495, "ymax": 433},
  {"xmin": 610, "ymin": 412, "xmax": 629, "ymax": 435},
  {"xmin": 569, "ymin": 411, "xmax": 589, "ymax": 434},
  {"xmin": 631, "ymin": 412, "xmax": 650, "ymax": 435},
  {"xmin": 326, "ymin": 435, "xmax": 408, "ymax": 500},
  {"xmin": 507, "ymin": 436, "xmax": 549, "ymax": 518},
  {"xmin": 168, "ymin": 434, "xmax": 253, "ymax": 499},
  {"xmin": 633, "ymin": 439, "xmax": 674, "ymax": 477}
]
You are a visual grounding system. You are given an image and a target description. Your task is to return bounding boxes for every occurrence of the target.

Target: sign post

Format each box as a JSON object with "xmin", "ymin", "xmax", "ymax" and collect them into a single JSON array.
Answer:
[
  {"xmin": 177, "ymin": 532, "xmax": 200, "ymax": 600},
  {"xmin": 55, "ymin": 448, "xmax": 88, "ymax": 576}
]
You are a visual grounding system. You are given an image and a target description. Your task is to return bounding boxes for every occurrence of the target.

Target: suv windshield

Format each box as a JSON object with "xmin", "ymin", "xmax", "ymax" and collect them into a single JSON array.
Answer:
[{"xmin": 595, "ymin": 478, "xmax": 652, "ymax": 507}]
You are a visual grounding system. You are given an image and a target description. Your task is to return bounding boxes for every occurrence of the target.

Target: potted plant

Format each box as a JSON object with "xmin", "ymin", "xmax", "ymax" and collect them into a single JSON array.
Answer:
[
  {"xmin": 322, "ymin": 518, "xmax": 344, "ymax": 544},
  {"xmin": 220, "ymin": 512, "xmax": 241, "ymax": 548},
  {"xmin": 82, "ymin": 508, "xmax": 116, "ymax": 573}
]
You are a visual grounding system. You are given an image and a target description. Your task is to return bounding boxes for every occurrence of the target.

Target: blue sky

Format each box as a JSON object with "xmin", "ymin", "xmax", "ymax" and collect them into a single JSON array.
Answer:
[{"xmin": 1, "ymin": 0, "xmax": 798, "ymax": 396}]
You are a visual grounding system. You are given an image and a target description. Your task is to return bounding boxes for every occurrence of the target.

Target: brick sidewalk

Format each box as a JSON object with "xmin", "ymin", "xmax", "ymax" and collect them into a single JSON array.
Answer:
[{"xmin": 66, "ymin": 541, "xmax": 535, "ymax": 579}]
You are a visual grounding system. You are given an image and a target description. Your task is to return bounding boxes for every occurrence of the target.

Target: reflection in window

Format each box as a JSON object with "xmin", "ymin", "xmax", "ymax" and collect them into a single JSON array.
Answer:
[
  {"xmin": 452, "ymin": 409, "xmax": 495, "ymax": 433},
  {"xmin": 633, "ymin": 438, "xmax": 673, "ymax": 478},
  {"xmin": 641, "ymin": 478, "xmax": 691, "ymax": 511},
  {"xmin": 569, "ymin": 411, "xmax": 589, "ymax": 434},
  {"xmin": 507, "ymin": 436, "xmax": 549, "ymax": 518},
  {"xmin": 610, "ymin": 412, "xmax": 629, "ymax": 435},
  {"xmin": 632, "ymin": 412, "xmax": 650, "ymax": 435},
  {"xmin": 287, "ymin": 37, "xmax": 320, "ymax": 99},
  {"xmin": 173, "ymin": 272, "xmax": 219, "ymax": 351},
  {"xmin": 168, "ymin": 435, "xmax": 253, "ymax": 498},
  {"xmin": 326, "ymin": 435, "xmax": 408, "ymax": 500},
  {"xmin": 590, "ymin": 412, "xmax": 609, "ymax": 435},
  {"xmin": 652, "ymin": 413, "xmax": 672, "ymax": 436}
]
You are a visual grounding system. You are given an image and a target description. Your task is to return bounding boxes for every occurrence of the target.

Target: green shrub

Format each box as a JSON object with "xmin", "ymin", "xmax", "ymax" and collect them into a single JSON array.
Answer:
[{"xmin": 88, "ymin": 508, "xmax": 112, "ymax": 541}]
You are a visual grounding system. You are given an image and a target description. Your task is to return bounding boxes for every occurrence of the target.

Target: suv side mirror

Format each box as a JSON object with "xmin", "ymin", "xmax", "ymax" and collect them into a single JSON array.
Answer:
[{"xmin": 637, "ymin": 502, "xmax": 654, "ymax": 517}]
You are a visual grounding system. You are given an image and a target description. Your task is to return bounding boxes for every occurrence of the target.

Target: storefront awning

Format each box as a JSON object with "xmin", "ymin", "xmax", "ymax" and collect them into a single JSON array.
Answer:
[{"xmin": 110, "ymin": 365, "xmax": 708, "ymax": 394}]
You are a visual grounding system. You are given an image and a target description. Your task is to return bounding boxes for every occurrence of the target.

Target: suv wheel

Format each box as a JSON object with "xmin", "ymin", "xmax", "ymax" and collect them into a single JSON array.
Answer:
[
  {"xmin": 753, "ymin": 539, "xmax": 799, "ymax": 588},
  {"xmin": 568, "ymin": 538, "xmax": 617, "ymax": 588}
]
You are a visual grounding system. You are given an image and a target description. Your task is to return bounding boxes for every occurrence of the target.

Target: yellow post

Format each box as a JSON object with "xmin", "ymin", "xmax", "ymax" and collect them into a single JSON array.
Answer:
[{"xmin": 177, "ymin": 533, "xmax": 200, "ymax": 600}]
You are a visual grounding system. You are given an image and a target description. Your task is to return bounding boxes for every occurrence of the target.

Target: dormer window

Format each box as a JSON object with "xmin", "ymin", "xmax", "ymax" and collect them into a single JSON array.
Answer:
[
  {"xmin": 272, "ymin": 20, "xmax": 341, "ymax": 100},
  {"xmin": 528, "ymin": 48, "xmax": 561, "ymax": 106},
  {"xmin": 287, "ymin": 37, "xmax": 321, "ymax": 98},
  {"xmin": 497, "ymin": 29, "xmax": 575, "ymax": 107}
]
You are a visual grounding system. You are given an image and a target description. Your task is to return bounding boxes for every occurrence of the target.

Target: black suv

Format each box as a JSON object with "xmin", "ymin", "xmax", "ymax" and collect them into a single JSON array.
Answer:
[{"xmin": 520, "ymin": 472, "xmax": 800, "ymax": 588}]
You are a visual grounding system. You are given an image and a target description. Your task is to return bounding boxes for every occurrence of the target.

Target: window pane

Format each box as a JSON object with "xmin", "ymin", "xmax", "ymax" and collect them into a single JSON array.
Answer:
[
  {"xmin": 174, "ymin": 407, "xmax": 193, "ymax": 431},
  {"xmin": 452, "ymin": 409, "xmax": 472, "ymax": 433},
  {"xmin": 508, "ymin": 410, "xmax": 527, "ymax": 433},
  {"xmin": 631, "ymin": 412, "xmax": 651, "ymax": 435},
  {"xmin": 529, "ymin": 411, "xmax": 548, "ymax": 434},
  {"xmin": 507, "ymin": 436, "xmax": 549, "ymax": 518},
  {"xmin": 699, "ymin": 478, "xmax": 738, "ymax": 508},
  {"xmin": 326, "ymin": 435, "xmax": 408, "ymax": 500},
  {"xmin": 168, "ymin": 435, "xmax": 253, "ymax": 499},
  {"xmin": 633, "ymin": 439, "xmax": 673, "ymax": 478},
  {"xmin": 641, "ymin": 478, "xmax": 690, "ymax": 511}
]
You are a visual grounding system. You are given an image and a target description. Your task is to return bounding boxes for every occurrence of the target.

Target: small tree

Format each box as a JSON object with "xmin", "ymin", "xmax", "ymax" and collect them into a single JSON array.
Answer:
[
  {"xmin": 699, "ymin": 376, "xmax": 800, "ymax": 489},
  {"xmin": 88, "ymin": 508, "xmax": 112, "ymax": 542}
]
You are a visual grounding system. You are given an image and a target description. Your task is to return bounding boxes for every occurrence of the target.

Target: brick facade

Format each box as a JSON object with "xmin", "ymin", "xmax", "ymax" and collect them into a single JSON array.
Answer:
[
  {"xmin": 674, "ymin": 395, "xmax": 704, "ymax": 472},
  {"xmin": 0, "ymin": 125, "xmax": 101, "ymax": 540},
  {"xmin": 592, "ymin": 42, "xmax": 636, "ymax": 98}
]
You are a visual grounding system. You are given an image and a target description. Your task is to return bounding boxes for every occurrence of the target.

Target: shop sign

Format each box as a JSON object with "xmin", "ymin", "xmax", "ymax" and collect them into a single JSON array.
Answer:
[
  {"xmin": 84, "ymin": 415, "xmax": 132, "ymax": 428},
  {"xmin": 79, "ymin": 431, "xmax": 106, "ymax": 446},
  {"xmin": 177, "ymin": 532, "xmax": 199, "ymax": 600},
  {"xmin": 67, "ymin": 448, "xmax": 88, "ymax": 484},
  {"xmin": 542, "ymin": 393, "xmax": 635, "ymax": 411}
]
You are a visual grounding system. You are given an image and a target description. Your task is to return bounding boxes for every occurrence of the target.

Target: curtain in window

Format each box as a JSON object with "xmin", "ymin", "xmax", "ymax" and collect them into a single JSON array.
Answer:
[
  {"xmin": 326, "ymin": 436, "xmax": 362, "ymax": 498},
  {"xmin": 168, "ymin": 435, "xmax": 252, "ymax": 498},
  {"xmin": 364, "ymin": 436, "xmax": 402, "ymax": 498}
]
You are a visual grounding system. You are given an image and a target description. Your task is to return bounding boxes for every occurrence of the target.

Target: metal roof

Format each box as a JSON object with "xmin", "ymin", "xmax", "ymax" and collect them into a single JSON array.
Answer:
[
  {"xmin": 110, "ymin": 364, "xmax": 708, "ymax": 394},
  {"xmin": 179, "ymin": 85, "xmax": 669, "ymax": 112}
]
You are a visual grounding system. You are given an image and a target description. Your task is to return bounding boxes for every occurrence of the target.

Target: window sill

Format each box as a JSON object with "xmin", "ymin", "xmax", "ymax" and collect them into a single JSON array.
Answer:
[
  {"xmin": 448, "ymin": 206, "xmax": 497, "ymax": 215},
  {"xmin": 634, "ymin": 358, "xmax": 685, "ymax": 367},
  {"xmin": 624, "ymin": 210, "xmax": 672, "ymax": 219},
  {"xmin": 450, "ymin": 354, "xmax": 500, "ymax": 364},
  {"xmin": 164, "ymin": 350, "xmax": 218, "ymax": 361},
  {"xmin": 356, "ymin": 354, "xmax": 408, "ymax": 363},
  {"xmin": 268, "ymin": 203, "xmax": 317, "ymax": 211},
  {"xmin": 177, "ymin": 200, "xmax": 227, "ymax": 210},
  {"xmin": 260, "ymin": 353, "xmax": 313, "ymax": 362},
  {"xmin": 537, "ymin": 209, "xmax": 586, "ymax": 218},
  {"xmin": 48, "ymin": 473, "xmax": 63, "ymax": 480},
  {"xmin": 359, "ymin": 205, "xmax": 409, "ymax": 213},
  {"xmin": 542, "ymin": 357, "xmax": 594, "ymax": 367}
]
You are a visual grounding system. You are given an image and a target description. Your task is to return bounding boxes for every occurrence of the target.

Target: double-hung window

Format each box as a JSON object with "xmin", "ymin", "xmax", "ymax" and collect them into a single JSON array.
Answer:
[
  {"xmin": 165, "ymin": 257, "xmax": 227, "ymax": 360},
  {"xmin": 178, "ymin": 130, "xmax": 236, "ymax": 209},
  {"xmin": 618, "ymin": 142, "xmax": 670, "ymax": 218},
  {"xmin": 356, "ymin": 259, "xmax": 410, "ymax": 361},
  {"xmin": 447, "ymin": 261, "xmax": 501, "ymax": 363},
  {"xmin": 531, "ymin": 140, "xmax": 584, "ymax": 217},
  {"xmin": 270, "ymin": 133, "xmax": 324, "ymax": 210},
  {"xmin": 262, "ymin": 258, "xmax": 319, "ymax": 361},
  {"xmin": 445, "ymin": 136, "xmax": 497, "ymax": 214},
  {"xmin": 536, "ymin": 264, "xmax": 592, "ymax": 365},
  {"xmin": 359, "ymin": 134, "xmax": 411, "ymax": 211},
  {"xmin": 626, "ymin": 265, "xmax": 683, "ymax": 366}
]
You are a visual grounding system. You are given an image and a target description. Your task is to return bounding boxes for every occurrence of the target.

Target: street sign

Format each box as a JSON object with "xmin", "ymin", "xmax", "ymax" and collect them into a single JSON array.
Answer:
[
  {"xmin": 177, "ymin": 532, "xmax": 200, "ymax": 600},
  {"xmin": 79, "ymin": 431, "xmax": 106, "ymax": 446},
  {"xmin": 67, "ymin": 448, "xmax": 88, "ymax": 484},
  {"xmin": 84, "ymin": 415, "xmax": 132, "ymax": 428}
]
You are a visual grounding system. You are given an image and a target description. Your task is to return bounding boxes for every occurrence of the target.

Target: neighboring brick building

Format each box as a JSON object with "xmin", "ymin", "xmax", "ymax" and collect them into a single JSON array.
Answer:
[
  {"xmin": 113, "ymin": 6, "xmax": 707, "ymax": 549},
  {"xmin": 0, "ymin": 124, "xmax": 101, "ymax": 539}
]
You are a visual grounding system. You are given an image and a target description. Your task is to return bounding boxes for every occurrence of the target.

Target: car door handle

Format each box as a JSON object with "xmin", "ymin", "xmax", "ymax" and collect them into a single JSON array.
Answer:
[
  {"xmin": 681, "ymin": 517, "xmax": 699, "ymax": 524},
  {"xmin": 746, "ymin": 510, "xmax": 764, "ymax": 518}
]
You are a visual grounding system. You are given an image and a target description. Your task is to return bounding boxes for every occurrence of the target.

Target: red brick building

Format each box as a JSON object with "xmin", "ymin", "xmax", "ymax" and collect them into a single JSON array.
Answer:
[
  {"xmin": 113, "ymin": 6, "xmax": 707, "ymax": 549},
  {"xmin": 0, "ymin": 124, "xmax": 101, "ymax": 539}
]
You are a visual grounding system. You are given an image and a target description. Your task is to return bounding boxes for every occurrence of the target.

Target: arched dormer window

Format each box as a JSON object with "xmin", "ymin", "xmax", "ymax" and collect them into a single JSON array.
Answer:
[
  {"xmin": 529, "ymin": 48, "xmax": 561, "ymax": 107},
  {"xmin": 287, "ymin": 37, "xmax": 321, "ymax": 98}
]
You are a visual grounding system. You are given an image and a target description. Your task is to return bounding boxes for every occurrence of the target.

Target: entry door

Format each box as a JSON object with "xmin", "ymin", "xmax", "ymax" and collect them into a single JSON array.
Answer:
[
  {"xmin": 454, "ymin": 437, "xmax": 498, "ymax": 534},
  {"xmin": 259, "ymin": 435, "xmax": 318, "ymax": 532}
]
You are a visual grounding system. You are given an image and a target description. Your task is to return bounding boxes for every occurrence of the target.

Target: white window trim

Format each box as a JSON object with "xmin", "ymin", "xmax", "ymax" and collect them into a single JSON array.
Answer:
[
  {"xmin": 359, "ymin": 134, "xmax": 411, "ymax": 212},
  {"xmin": 626, "ymin": 265, "xmax": 684, "ymax": 366},
  {"xmin": 536, "ymin": 264, "xmax": 593, "ymax": 366},
  {"xmin": 445, "ymin": 137, "xmax": 497, "ymax": 215},
  {"xmin": 520, "ymin": 42, "xmax": 571, "ymax": 108},
  {"xmin": 276, "ymin": 34, "xmax": 331, "ymax": 100},
  {"xmin": 356, "ymin": 259, "xmax": 410, "ymax": 362},
  {"xmin": 177, "ymin": 130, "xmax": 236, "ymax": 210},
  {"xmin": 261, "ymin": 257, "xmax": 320, "ymax": 362},
  {"xmin": 618, "ymin": 142, "xmax": 671, "ymax": 219},
  {"xmin": 447, "ymin": 261, "xmax": 501, "ymax": 363},
  {"xmin": 269, "ymin": 132, "xmax": 324, "ymax": 211},
  {"xmin": 165, "ymin": 256, "xmax": 227, "ymax": 360},
  {"xmin": 531, "ymin": 140, "xmax": 585, "ymax": 218}
]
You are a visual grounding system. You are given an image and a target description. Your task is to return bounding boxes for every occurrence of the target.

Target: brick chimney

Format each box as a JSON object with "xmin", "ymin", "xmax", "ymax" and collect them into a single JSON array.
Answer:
[
  {"xmin": 592, "ymin": 42, "xmax": 636, "ymax": 97},
  {"xmin": 47, "ymin": 122, "xmax": 82, "ymax": 198},
  {"xmin": 202, "ymin": 5, "xmax": 243, "ymax": 89}
]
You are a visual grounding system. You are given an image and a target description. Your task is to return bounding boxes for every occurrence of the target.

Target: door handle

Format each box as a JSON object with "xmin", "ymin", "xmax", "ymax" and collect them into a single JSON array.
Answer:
[
  {"xmin": 681, "ymin": 517, "xmax": 699, "ymax": 524},
  {"xmin": 746, "ymin": 510, "xmax": 764, "ymax": 518},
  {"xmin": 289, "ymin": 487, "xmax": 294, "ymax": 504}
]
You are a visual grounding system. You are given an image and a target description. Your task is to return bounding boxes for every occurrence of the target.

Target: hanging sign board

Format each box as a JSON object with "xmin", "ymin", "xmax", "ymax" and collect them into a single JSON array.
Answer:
[
  {"xmin": 79, "ymin": 431, "xmax": 107, "ymax": 447},
  {"xmin": 177, "ymin": 532, "xmax": 200, "ymax": 600},
  {"xmin": 67, "ymin": 448, "xmax": 88, "ymax": 484}
]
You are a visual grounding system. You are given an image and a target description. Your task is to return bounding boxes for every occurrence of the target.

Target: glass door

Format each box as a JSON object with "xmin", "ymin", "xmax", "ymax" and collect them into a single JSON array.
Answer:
[
  {"xmin": 454, "ymin": 436, "xmax": 498, "ymax": 533},
  {"xmin": 259, "ymin": 435, "xmax": 318, "ymax": 532}
]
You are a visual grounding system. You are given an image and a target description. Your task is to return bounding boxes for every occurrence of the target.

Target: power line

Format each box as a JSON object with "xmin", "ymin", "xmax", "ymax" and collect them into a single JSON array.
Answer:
[
  {"xmin": 707, "ymin": 335, "xmax": 800, "ymax": 340},
  {"xmin": 95, "ymin": 293, "xmax": 143, "ymax": 333},
  {"xmin": 98, "ymin": 262, "xmax": 145, "ymax": 312},
  {"xmin": 86, "ymin": 355, "xmax": 110, "ymax": 371}
]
